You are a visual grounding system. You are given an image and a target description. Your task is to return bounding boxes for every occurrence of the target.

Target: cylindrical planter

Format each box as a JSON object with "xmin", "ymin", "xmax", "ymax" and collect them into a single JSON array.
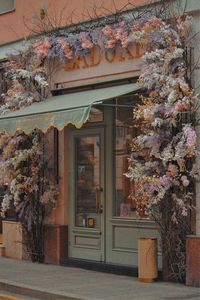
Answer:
[{"xmin": 138, "ymin": 237, "xmax": 158, "ymax": 283}]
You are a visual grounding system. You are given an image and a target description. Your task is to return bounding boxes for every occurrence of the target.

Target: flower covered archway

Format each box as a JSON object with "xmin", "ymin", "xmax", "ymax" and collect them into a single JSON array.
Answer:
[{"xmin": 0, "ymin": 14, "xmax": 197, "ymax": 279}]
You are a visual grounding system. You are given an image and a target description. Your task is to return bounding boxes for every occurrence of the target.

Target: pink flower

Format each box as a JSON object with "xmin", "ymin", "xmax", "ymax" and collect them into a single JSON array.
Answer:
[
  {"xmin": 150, "ymin": 16, "xmax": 162, "ymax": 26},
  {"xmin": 159, "ymin": 175, "xmax": 172, "ymax": 189},
  {"xmin": 102, "ymin": 25, "xmax": 116, "ymax": 48},
  {"xmin": 181, "ymin": 175, "xmax": 190, "ymax": 187},
  {"xmin": 33, "ymin": 37, "xmax": 51, "ymax": 57},
  {"xmin": 80, "ymin": 33, "xmax": 94, "ymax": 49},
  {"xmin": 102, "ymin": 25, "xmax": 114, "ymax": 37},
  {"xmin": 132, "ymin": 23, "xmax": 141, "ymax": 31},
  {"xmin": 115, "ymin": 22, "xmax": 128, "ymax": 48},
  {"xmin": 58, "ymin": 38, "xmax": 73, "ymax": 59},
  {"xmin": 106, "ymin": 40, "xmax": 116, "ymax": 49},
  {"xmin": 173, "ymin": 100, "xmax": 190, "ymax": 114}
]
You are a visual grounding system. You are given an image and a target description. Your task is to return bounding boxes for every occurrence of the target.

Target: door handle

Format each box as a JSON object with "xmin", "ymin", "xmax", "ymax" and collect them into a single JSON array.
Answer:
[
  {"xmin": 96, "ymin": 187, "xmax": 103, "ymax": 214},
  {"xmin": 99, "ymin": 204, "xmax": 103, "ymax": 214}
]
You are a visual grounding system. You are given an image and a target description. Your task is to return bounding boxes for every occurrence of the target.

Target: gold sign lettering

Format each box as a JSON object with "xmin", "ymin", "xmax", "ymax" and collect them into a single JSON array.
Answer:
[
  {"xmin": 127, "ymin": 47, "xmax": 134, "ymax": 60},
  {"xmin": 64, "ymin": 55, "xmax": 89, "ymax": 71},
  {"xmin": 89, "ymin": 46, "xmax": 102, "ymax": 67},
  {"xmin": 118, "ymin": 49, "xmax": 126, "ymax": 62},
  {"xmin": 135, "ymin": 43, "xmax": 142, "ymax": 58},
  {"xmin": 64, "ymin": 60, "xmax": 75, "ymax": 71},
  {"xmin": 75, "ymin": 55, "xmax": 89, "ymax": 69},
  {"xmin": 63, "ymin": 44, "xmax": 142, "ymax": 72},
  {"xmin": 105, "ymin": 49, "xmax": 116, "ymax": 63},
  {"xmin": 126, "ymin": 43, "xmax": 143, "ymax": 60}
]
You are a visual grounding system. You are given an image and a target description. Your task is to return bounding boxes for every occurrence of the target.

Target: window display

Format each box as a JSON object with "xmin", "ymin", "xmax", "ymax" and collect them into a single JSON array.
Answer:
[{"xmin": 114, "ymin": 95, "xmax": 145, "ymax": 218}]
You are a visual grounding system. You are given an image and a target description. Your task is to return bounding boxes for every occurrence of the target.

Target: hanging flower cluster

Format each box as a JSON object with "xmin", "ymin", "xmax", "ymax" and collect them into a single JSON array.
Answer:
[
  {"xmin": 30, "ymin": 15, "xmax": 191, "ymax": 60},
  {"xmin": 31, "ymin": 18, "xmax": 161, "ymax": 60},
  {"xmin": 124, "ymin": 15, "xmax": 197, "ymax": 223},
  {"xmin": 0, "ymin": 130, "xmax": 58, "ymax": 231},
  {"xmin": 0, "ymin": 55, "xmax": 48, "ymax": 115},
  {"xmin": 0, "ymin": 15, "xmax": 193, "ymax": 115}
]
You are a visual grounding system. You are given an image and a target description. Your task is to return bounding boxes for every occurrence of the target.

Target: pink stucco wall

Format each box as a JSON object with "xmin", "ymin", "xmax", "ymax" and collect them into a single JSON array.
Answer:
[{"xmin": 0, "ymin": 0, "xmax": 153, "ymax": 44}]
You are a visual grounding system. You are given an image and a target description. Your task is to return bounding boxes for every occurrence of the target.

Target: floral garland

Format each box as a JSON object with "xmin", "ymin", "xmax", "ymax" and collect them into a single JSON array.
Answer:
[
  {"xmin": 0, "ymin": 129, "xmax": 58, "ymax": 260},
  {"xmin": 0, "ymin": 15, "xmax": 192, "ymax": 115},
  {"xmin": 123, "ymin": 16, "xmax": 197, "ymax": 224},
  {"xmin": 0, "ymin": 14, "xmax": 197, "ymax": 271},
  {"xmin": 1, "ymin": 13, "xmax": 196, "ymax": 224},
  {"xmin": 0, "ymin": 130, "xmax": 58, "ymax": 224}
]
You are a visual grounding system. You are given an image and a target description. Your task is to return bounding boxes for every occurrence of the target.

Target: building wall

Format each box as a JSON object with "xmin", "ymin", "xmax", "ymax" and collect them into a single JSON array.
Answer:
[{"xmin": 0, "ymin": 0, "xmax": 152, "ymax": 45}]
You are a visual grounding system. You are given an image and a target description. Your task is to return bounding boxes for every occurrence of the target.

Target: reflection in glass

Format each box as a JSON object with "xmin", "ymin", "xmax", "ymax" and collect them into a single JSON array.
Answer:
[
  {"xmin": 75, "ymin": 135, "xmax": 101, "ymax": 227},
  {"xmin": 87, "ymin": 106, "xmax": 103, "ymax": 123},
  {"xmin": 114, "ymin": 96, "xmax": 142, "ymax": 218}
]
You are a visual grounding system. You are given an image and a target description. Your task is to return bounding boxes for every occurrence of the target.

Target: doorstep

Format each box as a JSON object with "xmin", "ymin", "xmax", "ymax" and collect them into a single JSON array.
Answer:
[{"xmin": 60, "ymin": 258, "xmax": 163, "ymax": 279}]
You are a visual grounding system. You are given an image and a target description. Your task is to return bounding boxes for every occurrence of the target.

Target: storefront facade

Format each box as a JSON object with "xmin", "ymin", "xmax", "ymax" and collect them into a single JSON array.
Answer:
[
  {"xmin": 1, "ymin": 1, "xmax": 200, "ymax": 284},
  {"xmin": 0, "ymin": 40, "xmax": 162, "ymax": 269},
  {"xmin": 45, "ymin": 43, "xmax": 162, "ymax": 269},
  {"xmin": 66, "ymin": 115, "xmax": 161, "ymax": 267}
]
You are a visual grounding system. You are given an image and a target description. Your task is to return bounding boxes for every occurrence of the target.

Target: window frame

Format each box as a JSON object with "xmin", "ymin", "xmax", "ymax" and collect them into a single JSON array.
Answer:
[{"xmin": 0, "ymin": 0, "xmax": 15, "ymax": 15}]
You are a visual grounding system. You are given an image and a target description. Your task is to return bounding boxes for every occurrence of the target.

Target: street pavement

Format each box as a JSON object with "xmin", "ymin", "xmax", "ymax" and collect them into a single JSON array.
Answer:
[
  {"xmin": 0, "ymin": 291, "xmax": 42, "ymax": 300},
  {"xmin": 0, "ymin": 257, "xmax": 199, "ymax": 300}
]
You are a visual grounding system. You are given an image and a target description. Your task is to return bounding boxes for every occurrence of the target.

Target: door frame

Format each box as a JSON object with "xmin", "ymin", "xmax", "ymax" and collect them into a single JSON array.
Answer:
[{"xmin": 68, "ymin": 126, "xmax": 106, "ymax": 262}]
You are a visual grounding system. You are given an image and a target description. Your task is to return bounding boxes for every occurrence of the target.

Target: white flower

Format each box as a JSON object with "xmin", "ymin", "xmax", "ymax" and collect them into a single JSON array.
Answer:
[
  {"xmin": 167, "ymin": 90, "xmax": 178, "ymax": 104},
  {"xmin": 34, "ymin": 74, "xmax": 48, "ymax": 88},
  {"xmin": 1, "ymin": 194, "xmax": 13, "ymax": 217},
  {"xmin": 152, "ymin": 117, "xmax": 164, "ymax": 127}
]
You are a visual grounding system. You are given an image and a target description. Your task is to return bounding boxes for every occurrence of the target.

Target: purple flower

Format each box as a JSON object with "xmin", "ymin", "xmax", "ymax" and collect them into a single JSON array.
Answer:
[
  {"xmin": 47, "ymin": 39, "xmax": 65, "ymax": 62},
  {"xmin": 181, "ymin": 175, "xmax": 190, "ymax": 187},
  {"xmin": 150, "ymin": 32, "xmax": 167, "ymax": 47},
  {"xmin": 149, "ymin": 184, "xmax": 158, "ymax": 193},
  {"xmin": 159, "ymin": 175, "xmax": 172, "ymax": 189}
]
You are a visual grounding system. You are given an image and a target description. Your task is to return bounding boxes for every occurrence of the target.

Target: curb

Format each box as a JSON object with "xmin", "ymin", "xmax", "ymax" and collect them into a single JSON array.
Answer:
[{"xmin": 0, "ymin": 282, "xmax": 82, "ymax": 300}]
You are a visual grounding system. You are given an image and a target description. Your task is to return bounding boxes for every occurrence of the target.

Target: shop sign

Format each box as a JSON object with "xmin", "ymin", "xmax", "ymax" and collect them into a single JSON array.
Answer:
[{"xmin": 52, "ymin": 44, "xmax": 142, "ymax": 89}]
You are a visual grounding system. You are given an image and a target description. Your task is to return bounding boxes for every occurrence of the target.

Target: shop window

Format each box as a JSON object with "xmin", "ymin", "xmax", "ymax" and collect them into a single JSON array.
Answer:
[
  {"xmin": 0, "ymin": 0, "xmax": 15, "ymax": 14},
  {"xmin": 114, "ymin": 95, "xmax": 145, "ymax": 218},
  {"xmin": 87, "ymin": 106, "xmax": 104, "ymax": 123}
]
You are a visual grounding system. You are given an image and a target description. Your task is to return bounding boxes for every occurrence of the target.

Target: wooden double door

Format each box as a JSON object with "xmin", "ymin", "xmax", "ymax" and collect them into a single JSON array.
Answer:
[{"xmin": 68, "ymin": 125, "xmax": 161, "ymax": 267}]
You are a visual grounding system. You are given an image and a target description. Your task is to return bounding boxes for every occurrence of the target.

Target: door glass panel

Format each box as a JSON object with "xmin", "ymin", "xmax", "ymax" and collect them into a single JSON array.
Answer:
[
  {"xmin": 114, "ymin": 95, "xmax": 148, "ymax": 218},
  {"xmin": 75, "ymin": 135, "xmax": 101, "ymax": 228}
]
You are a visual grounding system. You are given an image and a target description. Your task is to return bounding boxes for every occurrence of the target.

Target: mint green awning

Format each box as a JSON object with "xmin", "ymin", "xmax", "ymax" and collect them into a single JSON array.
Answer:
[{"xmin": 0, "ymin": 83, "xmax": 140, "ymax": 134}]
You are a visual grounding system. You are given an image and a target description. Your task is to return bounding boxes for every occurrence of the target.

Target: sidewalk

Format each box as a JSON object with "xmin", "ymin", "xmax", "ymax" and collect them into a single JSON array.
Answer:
[{"xmin": 0, "ymin": 257, "xmax": 199, "ymax": 300}]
